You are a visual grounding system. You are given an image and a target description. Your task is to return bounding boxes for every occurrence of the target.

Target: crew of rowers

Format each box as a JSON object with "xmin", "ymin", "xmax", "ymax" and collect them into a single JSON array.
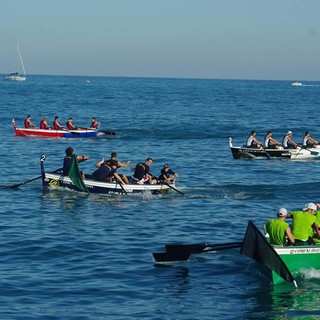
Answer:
[
  {"xmin": 24, "ymin": 115, "xmax": 100, "ymax": 130},
  {"xmin": 265, "ymin": 202, "xmax": 320, "ymax": 246},
  {"xmin": 63, "ymin": 147, "xmax": 179, "ymax": 185},
  {"xmin": 246, "ymin": 130, "xmax": 319, "ymax": 149}
]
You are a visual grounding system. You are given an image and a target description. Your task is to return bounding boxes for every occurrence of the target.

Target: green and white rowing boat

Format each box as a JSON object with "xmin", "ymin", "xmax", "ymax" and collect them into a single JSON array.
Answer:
[{"xmin": 268, "ymin": 246, "xmax": 320, "ymax": 284}]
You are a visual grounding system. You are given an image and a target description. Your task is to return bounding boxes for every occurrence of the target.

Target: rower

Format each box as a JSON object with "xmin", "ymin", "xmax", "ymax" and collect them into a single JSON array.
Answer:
[
  {"xmin": 302, "ymin": 131, "xmax": 319, "ymax": 148},
  {"xmin": 286, "ymin": 202, "xmax": 320, "ymax": 246},
  {"xmin": 265, "ymin": 208, "xmax": 295, "ymax": 246},
  {"xmin": 264, "ymin": 131, "xmax": 281, "ymax": 149},
  {"xmin": 246, "ymin": 130, "xmax": 262, "ymax": 148},
  {"xmin": 282, "ymin": 131, "xmax": 298, "ymax": 149},
  {"xmin": 24, "ymin": 115, "xmax": 36, "ymax": 128}
]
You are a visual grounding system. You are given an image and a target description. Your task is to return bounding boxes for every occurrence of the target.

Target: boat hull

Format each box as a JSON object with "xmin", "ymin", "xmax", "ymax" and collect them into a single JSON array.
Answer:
[
  {"xmin": 41, "ymin": 157, "xmax": 174, "ymax": 195},
  {"xmin": 271, "ymin": 246, "xmax": 320, "ymax": 284},
  {"xmin": 230, "ymin": 146, "xmax": 291, "ymax": 159},
  {"xmin": 4, "ymin": 75, "xmax": 26, "ymax": 81},
  {"xmin": 229, "ymin": 138, "xmax": 320, "ymax": 160},
  {"xmin": 12, "ymin": 119, "xmax": 107, "ymax": 138}
]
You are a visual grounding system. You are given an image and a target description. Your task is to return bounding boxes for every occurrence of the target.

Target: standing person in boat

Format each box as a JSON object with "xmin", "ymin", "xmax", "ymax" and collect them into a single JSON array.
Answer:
[
  {"xmin": 63, "ymin": 147, "xmax": 89, "ymax": 177},
  {"xmin": 286, "ymin": 202, "xmax": 320, "ymax": 246},
  {"xmin": 39, "ymin": 116, "xmax": 50, "ymax": 129},
  {"xmin": 246, "ymin": 130, "xmax": 262, "ymax": 148},
  {"xmin": 131, "ymin": 158, "xmax": 157, "ymax": 184},
  {"xmin": 264, "ymin": 131, "xmax": 281, "ymax": 149},
  {"xmin": 282, "ymin": 131, "xmax": 298, "ymax": 149},
  {"xmin": 90, "ymin": 118, "xmax": 100, "ymax": 129},
  {"xmin": 93, "ymin": 159, "xmax": 125, "ymax": 184},
  {"xmin": 105, "ymin": 152, "xmax": 131, "ymax": 184},
  {"xmin": 24, "ymin": 115, "xmax": 36, "ymax": 128},
  {"xmin": 53, "ymin": 116, "xmax": 65, "ymax": 130},
  {"xmin": 265, "ymin": 208, "xmax": 295, "ymax": 246},
  {"xmin": 158, "ymin": 164, "xmax": 179, "ymax": 184},
  {"xmin": 66, "ymin": 117, "xmax": 78, "ymax": 130},
  {"xmin": 302, "ymin": 131, "xmax": 319, "ymax": 148}
]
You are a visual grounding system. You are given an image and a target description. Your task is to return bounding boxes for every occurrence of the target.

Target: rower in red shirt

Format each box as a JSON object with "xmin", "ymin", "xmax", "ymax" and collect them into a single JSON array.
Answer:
[
  {"xmin": 66, "ymin": 117, "xmax": 78, "ymax": 130},
  {"xmin": 24, "ymin": 115, "xmax": 36, "ymax": 128},
  {"xmin": 40, "ymin": 116, "xmax": 50, "ymax": 129}
]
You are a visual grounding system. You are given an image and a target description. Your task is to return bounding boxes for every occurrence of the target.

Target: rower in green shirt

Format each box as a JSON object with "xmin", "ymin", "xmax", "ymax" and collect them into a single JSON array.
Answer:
[
  {"xmin": 287, "ymin": 202, "xmax": 320, "ymax": 246},
  {"xmin": 266, "ymin": 208, "xmax": 295, "ymax": 246}
]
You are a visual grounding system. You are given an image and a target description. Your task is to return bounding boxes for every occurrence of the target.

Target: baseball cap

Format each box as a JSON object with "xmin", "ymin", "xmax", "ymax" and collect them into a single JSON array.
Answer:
[
  {"xmin": 287, "ymin": 131, "xmax": 292, "ymax": 134},
  {"xmin": 163, "ymin": 164, "xmax": 169, "ymax": 168},
  {"xmin": 278, "ymin": 208, "xmax": 288, "ymax": 217},
  {"xmin": 303, "ymin": 202, "xmax": 317, "ymax": 211}
]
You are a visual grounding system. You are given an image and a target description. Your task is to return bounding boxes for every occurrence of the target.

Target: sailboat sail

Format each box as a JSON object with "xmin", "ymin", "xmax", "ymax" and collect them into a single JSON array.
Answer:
[{"xmin": 4, "ymin": 43, "xmax": 26, "ymax": 81}]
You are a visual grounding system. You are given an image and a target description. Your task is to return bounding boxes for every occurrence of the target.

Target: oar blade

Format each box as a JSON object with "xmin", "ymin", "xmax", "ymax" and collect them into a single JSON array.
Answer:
[
  {"xmin": 99, "ymin": 130, "xmax": 116, "ymax": 135},
  {"xmin": 153, "ymin": 252, "xmax": 190, "ymax": 262}
]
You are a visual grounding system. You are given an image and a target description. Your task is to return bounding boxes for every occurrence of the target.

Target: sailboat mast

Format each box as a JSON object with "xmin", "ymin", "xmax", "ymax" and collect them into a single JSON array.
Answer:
[{"xmin": 17, "ymin": 42, "xmax": 26, "ymax": 76}]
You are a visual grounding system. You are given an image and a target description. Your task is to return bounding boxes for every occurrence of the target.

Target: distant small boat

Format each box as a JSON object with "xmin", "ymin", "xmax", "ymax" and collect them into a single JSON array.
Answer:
[
  {"xmin": 12, "ymin": 119, "xmax": 116, "ymax": 138},
  {"xmin": 291, "ymin": 82, "xmax": 303, "ymax": 86},
  {"xmin": 4, "ymin": 42, "xmax": 26, "ymax": 81},
  {"xmin": 228, "ymin": 137, "xmax": 320, "ymax": 160}
]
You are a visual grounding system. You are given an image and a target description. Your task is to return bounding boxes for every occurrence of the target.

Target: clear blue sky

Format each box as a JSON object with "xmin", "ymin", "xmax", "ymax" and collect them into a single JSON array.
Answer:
[{"xmin": 1, "ymin": 0, "xmax": 320, "ymax": 80}]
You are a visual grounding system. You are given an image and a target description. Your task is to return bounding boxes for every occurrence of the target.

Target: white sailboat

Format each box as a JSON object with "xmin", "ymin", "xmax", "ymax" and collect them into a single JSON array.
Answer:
[{"xmin": 4, "ymin": 43, "xmax": 26, "ymax": 81}]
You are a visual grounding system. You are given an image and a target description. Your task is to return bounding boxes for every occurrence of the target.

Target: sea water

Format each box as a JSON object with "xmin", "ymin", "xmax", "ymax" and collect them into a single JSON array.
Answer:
[{"xmin": 1, "ymin": 76, "xmax": 320, "ymax": 319}]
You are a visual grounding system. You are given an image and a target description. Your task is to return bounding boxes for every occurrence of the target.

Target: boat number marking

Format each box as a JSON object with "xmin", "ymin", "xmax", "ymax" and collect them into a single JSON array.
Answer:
[{"xmin": 289, "ymin": 248, "xmax": 320, "ymax": 254}]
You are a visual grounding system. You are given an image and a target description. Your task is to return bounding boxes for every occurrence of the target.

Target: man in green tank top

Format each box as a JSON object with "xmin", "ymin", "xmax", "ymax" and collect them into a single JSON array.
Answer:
[
  {"xmin": 288, "ymin": 202, "xmax": 320, "ymax": 246},
  {"xmin": 266, "ymin": 208, "xmax": 295, "ymax": 246}
]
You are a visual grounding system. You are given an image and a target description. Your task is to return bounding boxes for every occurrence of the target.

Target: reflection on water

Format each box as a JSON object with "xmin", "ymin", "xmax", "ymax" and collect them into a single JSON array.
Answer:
[{"xmin": 241, "ymin": 267, "xmax": 320, "ymax": 319}]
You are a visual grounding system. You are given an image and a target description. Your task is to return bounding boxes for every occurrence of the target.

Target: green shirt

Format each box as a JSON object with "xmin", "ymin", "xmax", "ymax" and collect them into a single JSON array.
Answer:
[
  {"xmin": 266, "ymin": 219, "xmax": 288, "ymax": 245},
  {"xmin": 313, "ymin": 211, "xmax": 320, "ymax": 243},
  {"xmin": 291, "ymin": 210, "xmax": 317, "ymax": 241}
]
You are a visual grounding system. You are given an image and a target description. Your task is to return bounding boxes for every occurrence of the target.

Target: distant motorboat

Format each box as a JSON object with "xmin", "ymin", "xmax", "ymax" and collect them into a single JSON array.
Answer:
[
  {"xmin": 291, "ymin": 82, "xmax": 303, "ymax": 86},
  {"xmin": 4, "ymin": 42, "xmax": 26, "ymax": 81}
]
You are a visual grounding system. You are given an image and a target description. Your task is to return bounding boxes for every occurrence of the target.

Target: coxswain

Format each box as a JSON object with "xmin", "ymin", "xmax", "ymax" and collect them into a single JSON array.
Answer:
[
  {"xmin": 63, "ymin": 147, "xmax": 89, "ymax": 177},
  {"xmin": 90, "ymin": 117, "xmax": 100, "ymax": 129}
]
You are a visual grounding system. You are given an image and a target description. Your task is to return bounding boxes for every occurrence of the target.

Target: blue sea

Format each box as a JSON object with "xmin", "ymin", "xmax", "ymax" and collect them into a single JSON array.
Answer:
[{"xmin": 1, "ymin": 76, "xmax": 320, "ymax": 319}]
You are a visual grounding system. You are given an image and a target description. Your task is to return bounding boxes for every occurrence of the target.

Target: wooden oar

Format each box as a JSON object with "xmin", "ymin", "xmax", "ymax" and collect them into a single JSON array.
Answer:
[
  {"xmin": 152, "ymin": 175, "xmax": 184, "ymax": 195},
  {"xmin": 153, "ymin": 242, "xmax": 243, "ymax": 262},
  {"xmin": 301, "ymin": 145, "xmax": 320, "ymax": 156},
  {"xmin": 164, "ymin": 182, "xmax": 184, "ymax": 195},
  {"xmin": 98, "ymin": 129, "xmax": 116, "ymax": 136},
  {"xmin": 5, "ymin": 167, "xmax": 63, "ymax": 189},
  {"xmin": 118, "ymin": 181, "xmax": 128, "ymax": 195},
  {"xmin": 165, "ymin": 241, "xmax": 243, "ymax": 253}
]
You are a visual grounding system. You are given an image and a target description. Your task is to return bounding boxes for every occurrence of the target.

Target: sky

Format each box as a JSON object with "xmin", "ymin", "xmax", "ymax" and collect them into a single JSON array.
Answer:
[{"xmin": 1, "ymin": 0, "xmax": 320, "ymax": 80}]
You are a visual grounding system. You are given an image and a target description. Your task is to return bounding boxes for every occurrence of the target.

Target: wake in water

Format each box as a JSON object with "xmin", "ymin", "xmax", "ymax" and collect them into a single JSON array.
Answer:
[{"xmin": 298, "ymin": 267, "xmax": 320, "ymax": 280}]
